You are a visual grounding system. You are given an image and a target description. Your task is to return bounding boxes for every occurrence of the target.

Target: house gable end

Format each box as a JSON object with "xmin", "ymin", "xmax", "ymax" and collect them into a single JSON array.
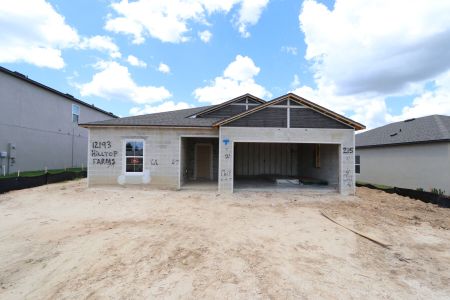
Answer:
[{"xmin": 217, "ymin": 94, "xmax": 362, "ymax": 130}]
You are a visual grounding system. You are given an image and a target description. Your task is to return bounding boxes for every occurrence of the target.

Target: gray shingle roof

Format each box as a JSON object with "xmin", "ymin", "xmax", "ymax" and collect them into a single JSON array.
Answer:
[
  {"xmin": 80, "ymin": 106, "xmax": 223, "ymax": 127},
  {"xmin": 80, "ymin": 92, "xmax": 366, "ymax": 129},
  {"xmin": 356, "ymin": 115, "xmax": 450, "ymax": 148}
]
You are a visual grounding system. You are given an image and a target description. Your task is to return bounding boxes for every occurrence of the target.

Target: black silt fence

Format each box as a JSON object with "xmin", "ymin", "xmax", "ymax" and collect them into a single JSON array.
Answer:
[
  {"xmin": 0, "ymin": 171, "xmax": 87, "ymax": 194},
  {"xmin": 357, "ymin": 182, "xmax": 450, "ymax": 208}
]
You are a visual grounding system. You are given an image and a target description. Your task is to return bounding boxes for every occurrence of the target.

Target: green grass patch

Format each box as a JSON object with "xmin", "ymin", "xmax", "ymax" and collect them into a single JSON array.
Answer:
[
  {"xmin": 0, "ymin": 168, "xmax": 84, "ymax": 179},
  {"xmin": 356, "ymin": 181, "xmax": 392, "ymax": 190}
]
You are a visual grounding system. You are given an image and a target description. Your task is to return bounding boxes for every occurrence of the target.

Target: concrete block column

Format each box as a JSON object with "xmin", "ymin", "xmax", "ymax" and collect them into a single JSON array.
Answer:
[{"xmin": 218, "ymin": 131, "xmax": 234, "ymax": 193}]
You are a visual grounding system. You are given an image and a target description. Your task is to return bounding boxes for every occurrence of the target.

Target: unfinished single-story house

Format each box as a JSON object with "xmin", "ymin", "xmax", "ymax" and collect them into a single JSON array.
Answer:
[
  {"xmin": 356, "ymin": 115, "xmax": 450, "ymax": 195},
  {"xmin": 81, "ymin": 93, "xmax": 365, "ymax": 194}
]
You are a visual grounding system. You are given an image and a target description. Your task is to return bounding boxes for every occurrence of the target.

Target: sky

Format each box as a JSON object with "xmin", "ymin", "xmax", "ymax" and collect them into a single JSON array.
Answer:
[{"xmin": 1, "ymin": 0, "xmax": 450, "ymax": 129}]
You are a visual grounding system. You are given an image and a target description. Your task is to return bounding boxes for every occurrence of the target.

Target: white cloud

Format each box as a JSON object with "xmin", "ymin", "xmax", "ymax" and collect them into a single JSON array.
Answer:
[
  {"xmin": 129, "ymin": 101, "xmax": 192, "ymax": 115},
  {"xmin": 79, "ymin": 61, "xmax": 171, "ymax": 104},
  {"xmin": 388, "ymin": 71, "xmax": 450, "ymax": 122},
  {"xmin": 126, "ymin": 55, "xmax": 147, "ymax": 67},
  {"xmin": 158, "ymin": 63, "xmax": 170, "ymax": 74},
  {"xmin": 0, "ymin": 0, "xmax": 79, "ymax": 68},
  {"xmin": 223, "ymin": 55, "xmax": 260, "ymax": 81},
  {"xmin": 105, "ymin": 0, "xmax": 269, "ymax": 43},
  {"xmin": 79, "ymin": 35, "xmax": 121, "ymax": 58},
  {"xmin": 300, "ymin": 0, "xmax": 450, "ymax": 96},
  {"xmin": 194, "ymin": 55, "xmax": 271, "ymax": 104},
  {"xmin": 235, "ymin": 0, "xmax": 269, "ymax": 38},
  {"xmin": 198, "ymin": 30, "xmax": 212, "ymax": 43},
  {"xmin": 281, "ymin": 46, "xmax": 298, "ymax": 56},
  {"xmin": 296, "ymin": 0, "xmax": 450, "ymax": 129},
  {"xmin": 291, "ymin": 74, "xmax": 300, "ymax": 89}
]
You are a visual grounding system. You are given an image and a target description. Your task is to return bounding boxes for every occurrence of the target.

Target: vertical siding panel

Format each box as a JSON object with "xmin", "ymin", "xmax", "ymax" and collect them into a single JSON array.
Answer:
[
  {"xmin": 280, "ymin": 143, "xmax": 284, "ymax": 175},
  {"xmin": 253, "ymin": 143, "xmax": 258, "ymax": 175},
  {"xmin": 241, "ymin": 143, "xmax": 247, "ymax": 176},
  {"xmin": 236, "ymin": 143, "xmax": 241, "ymax": 176},
  {"xmin": 292, "ymin": 144, "xmax": 298, "ymax": 176},
  {"xmin": 264, "ymin": 143, "xmax": 269, "ymax": 174},
  {"xmin": 255, "ymin": 144, "xmax": 259, "ymax": 175},
  {"xmin": 249, "ymin": 143, "xmax": 253, "ymax": 176},
  {"xmin": 269, "ymin": 143, "xmax": 274, "ymax": 174},
  {"xmin": 287, "ymin": 144, "xmax": 292, "ymax": 176},
  {"xmin": 246, "ymin": 143, "xmax": 250, "ymax": 176},
  {"xmin": 260, "ymin": 144, "xmax": 265, "ymax": 175},
  {"xmin": 234, "ymin": 143, "xmax": 238, "ymax": 176},
  {"xmin": 280, "ymin": 144, "xmax": 285, "ymax": 175},
  {"xmin": 274, "ymin": 144, "xmax": 280, "ymax": 175}
]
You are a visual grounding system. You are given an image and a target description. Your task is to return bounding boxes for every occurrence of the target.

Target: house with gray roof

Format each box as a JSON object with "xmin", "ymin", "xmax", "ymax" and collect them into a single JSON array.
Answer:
[
  {"xmin": 0, "ymin": 66, "xmax": 117, "ymax": 175},
  {"xmin": 355, "ymin": 115, "xmax": 450, "ymax": 195},
  {"xmin": 81, "ymin": 93, "xmax": 365, "ymax": 194}
]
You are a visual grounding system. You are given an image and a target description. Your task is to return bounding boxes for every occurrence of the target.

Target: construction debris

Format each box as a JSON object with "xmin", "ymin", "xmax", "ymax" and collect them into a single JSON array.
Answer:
[{"xmin": 320, "ymin": 210, "xmax": 391, "ymax": 249}]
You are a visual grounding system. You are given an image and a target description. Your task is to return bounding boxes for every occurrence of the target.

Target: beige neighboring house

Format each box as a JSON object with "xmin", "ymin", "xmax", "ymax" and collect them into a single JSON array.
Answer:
[{"xmin": 355, "ymin": 115, "xmax": 450, "ymax": 195}]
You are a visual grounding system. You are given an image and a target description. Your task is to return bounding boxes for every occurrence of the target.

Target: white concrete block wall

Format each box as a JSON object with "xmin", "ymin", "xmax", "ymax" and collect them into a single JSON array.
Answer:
[
  {"xmin": 87, "ymin": 127, "xmax": 218, "ymax": 188},
  {"xmin": 219, "ymin": 127, "xmax": 356, "ymax": 195}
]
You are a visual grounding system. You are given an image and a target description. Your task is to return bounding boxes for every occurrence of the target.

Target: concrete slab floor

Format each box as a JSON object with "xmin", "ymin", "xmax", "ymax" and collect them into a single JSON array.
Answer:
[
  {"xmin": 181, "ymin": 180, "xmax": 218, "ymax": 191},
  {"xmin": 234, "ymin": 178, "xmax": 337, "ymax": 193}
]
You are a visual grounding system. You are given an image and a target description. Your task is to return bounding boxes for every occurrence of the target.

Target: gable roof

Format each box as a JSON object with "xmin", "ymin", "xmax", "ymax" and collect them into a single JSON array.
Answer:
[
  {"xmin": 80, "ymin": 106, "xmax": 221, "ymax": 128},
  {"xmin": 214, "ymin": 93, "xmax": 366, "ymax": 130},
  {"xmin": 190, "ymin": 93, "xmax": 265, "ymax": 118},
  {"xmin": 356, "ymin": 115, "xmax": 450, "ymax": 148},
  {"xmin": 0, "ymin": 65, "xmax": 117, "ymax": 118}
]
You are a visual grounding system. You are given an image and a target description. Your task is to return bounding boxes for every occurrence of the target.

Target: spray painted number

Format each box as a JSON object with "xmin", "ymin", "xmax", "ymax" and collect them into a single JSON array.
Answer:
[
  {"xmin": 224, "ymin": 153, "xmax": 231, "ymax": 159},
  {"xmin": 343, "ymin": 147, "xmax": 353, "ymax": 154},
  {"xmin": 171, "ymin": 159, "xmax": 179, "ymax": 165},
  {"xmin": 92, "ymin": 141, "xmax": 112, "ymax": 149},
  {"xmin": 151, "ymin": 159, "xmax": 159, "ymax": 166},
  {"xmin": 220, "ymin": 169, "xmax": 232, "ymax": 177}
]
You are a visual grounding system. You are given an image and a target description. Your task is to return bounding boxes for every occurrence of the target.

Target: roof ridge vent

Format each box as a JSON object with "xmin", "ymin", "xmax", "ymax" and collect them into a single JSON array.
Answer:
[
  {"xmin": 13, "ymin": 71, "xmax": 27, "ymax": 78},
  {"xmin": 404, "ymin": 118, "xmax": 415, "ymax": 122}
]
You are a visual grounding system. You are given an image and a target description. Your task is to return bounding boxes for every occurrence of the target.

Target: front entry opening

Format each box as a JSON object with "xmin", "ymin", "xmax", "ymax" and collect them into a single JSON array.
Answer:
[
  {"xmin": 233, "ymin": 142, "xmax": 339, "ymax": 192},
  {"xmin": 180, "ymin": 137, "xmax": 218, "ymax": 190},
  {"xmin": 195, "ymin": 143, "xmax": 212, "ymax": 179}
]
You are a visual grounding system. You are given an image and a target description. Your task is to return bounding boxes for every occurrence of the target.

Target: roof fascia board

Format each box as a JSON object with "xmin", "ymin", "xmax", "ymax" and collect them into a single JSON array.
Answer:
[
  {"xmin": 79, "ymin": 124, "xmax": 216, "ymax": 129},
  {"xmin": 356, "ymin": 139, "xmax": 450, "ymax": 149}
]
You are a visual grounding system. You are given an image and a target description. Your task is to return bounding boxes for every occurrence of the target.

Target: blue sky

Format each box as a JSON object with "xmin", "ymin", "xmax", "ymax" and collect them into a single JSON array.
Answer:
[{"xmin": 1, "ymin": 0, "xmax": 449, "ymax": 128}]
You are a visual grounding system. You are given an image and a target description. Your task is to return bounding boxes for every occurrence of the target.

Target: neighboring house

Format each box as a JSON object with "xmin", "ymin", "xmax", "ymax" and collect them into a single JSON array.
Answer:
[
  {"xmin": 0, "ymin": 66, "xmax": 117, "ymax": 174},
  {"xmin": 81, "ymin": 93, "xmax": 364, "ymax": 194},
  {"xmin": 355, "ymin": 115, "xmax": 450, "ymax": 195}
]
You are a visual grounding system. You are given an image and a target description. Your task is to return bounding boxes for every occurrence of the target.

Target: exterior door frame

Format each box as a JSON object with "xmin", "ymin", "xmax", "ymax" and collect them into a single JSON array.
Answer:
[{"xmin": 194, "ymin": 143, "xmax": 213, "ymax": 180}]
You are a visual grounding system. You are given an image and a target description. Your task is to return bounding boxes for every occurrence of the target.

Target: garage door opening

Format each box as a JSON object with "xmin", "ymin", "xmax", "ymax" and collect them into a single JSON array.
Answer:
[{"xmin": 233, "ymin": 142, "xmax": 339, "ymax": 192}]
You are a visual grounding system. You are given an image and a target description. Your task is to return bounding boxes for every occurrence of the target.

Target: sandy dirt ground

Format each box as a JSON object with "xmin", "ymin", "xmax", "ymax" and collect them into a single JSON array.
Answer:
[{"xmin": 0, "ymin": 179, "xmax": 449, "ymax": 299}]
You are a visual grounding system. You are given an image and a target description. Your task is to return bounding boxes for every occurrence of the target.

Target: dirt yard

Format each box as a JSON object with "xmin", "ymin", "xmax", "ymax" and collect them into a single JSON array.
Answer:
[{"xmin": 0, "ymin": 180, "xmax": 449, "ymax": 299}]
